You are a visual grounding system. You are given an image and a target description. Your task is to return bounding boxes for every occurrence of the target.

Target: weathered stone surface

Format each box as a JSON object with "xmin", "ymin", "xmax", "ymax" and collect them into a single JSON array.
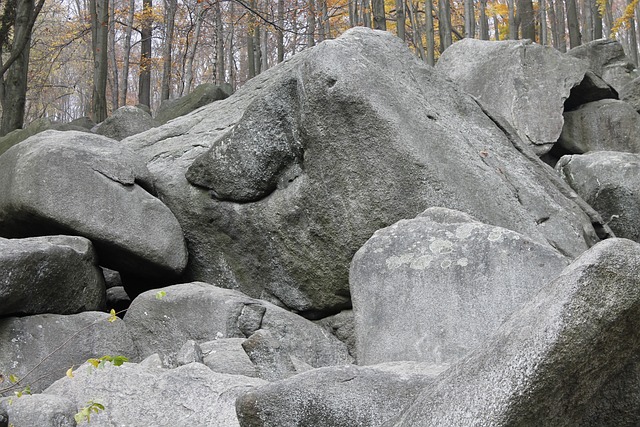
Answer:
[
  {"xmin": 155, "ymin": 83, "xmax": 232, "ymax": 124},
  {"xmin": 95, "ymin": 105, "xmax": 157, "ymax": 141},
  {"xmin": 0, "ymin": 130, "xmax": 187, "ymax": 288},
  {"xmin": 236, "ymin": 362, "xmax": 447, "ymax": 427},
  {"xmin": 436, "ymin": 38, "xmax": 614, "ymax": 155},
  {"xmin": 242, "ymin": 329, "xmax": 299, "ymax": 381},
  {"xmin": 176, "ymin": 339, "xmax": 203, "ymax": 365},
  {"xmin": 556, "ymin": 151, "xmax": 640, "ymax": 242},
  {"xmin": 201, "ymin": 338, "xmax": 257, "ymax": 377},
  {"xmin": 351, "ymin": 207, "xmax": 569, "ymax": 365},
  {"xmin": 0, "ymin": 394, "xmax": 76, "ymax": 427},
  {"xmin": 387, "ymin": 238, "xmax": 640, "ymax": 426},
  {"xmin": 0, "ymin": 312, "xmax": 138, "ymax": 393},
  {"xmin": 45, "ymin": 361, "xmax": 266, "ymax": 427},
  {"xmin": 0, "ymin": 235, "xmax": 105, "ymax": 317},
  {"xmin": 105, "ymin": 286, "xmax": 130, "ymax": 315},
  {"xmin": 315, "ymin": 310, "xmax": 355, "ymax": 358},
  {"xmin": 620, "ymin": 75, "xmax": 640, "ymax": 112},
  {"xmin": 558, "ymin": 99, "xmax": 640, "ymax": 154},
  {"xmin": 124, "ymin": 282, "xmax": 352, "ymax": 368},
  {"xmin": 567, "ymin": 38, "xmax": 638, "ymax": 92},
  {"xmin": 125, "ymin": 28, "xmax": 605, "ymax": 315}
]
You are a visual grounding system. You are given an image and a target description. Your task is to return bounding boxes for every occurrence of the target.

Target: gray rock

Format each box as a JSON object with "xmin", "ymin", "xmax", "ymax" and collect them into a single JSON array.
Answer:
[
  {"xmin": 0, "ymin": 130, "xmax": 187, "ymax": 291},
  {"xmin": 123, "ymin": 282, "xmax": 352, "ymax": 368},
  {"xmin": 567, "ymin": 38, "xmax": 638, "ymax": 91},
  {"xmin": 351, "ymin": 207, "xmax": 569, "ymax": 365},
  {"xmin": 556, "ymin": 151, "xmax": 640, "ymax": 242},
  {"xmin": 0, "ymin": 312, "xmax": 139, "ymax": 393},
  {"xmin": 155, "ymin": 83, "xmax": 231, "ymax": 124},
  {"xmin": 620, "ymin": 74, "xmax": 640, "ymax": 112},
  {"xmin": 201, "ymin": 338, "xmax": 257, "ymax": 377},
  {"xmin": 436, "ymin": 38, "xmax": 614, "ymax": 155},
  {"xmin": 176, "ymin": 339, "xmax": 203, "ymax": 366},
  {"xmin": 558, "ymin": 99, "xmax": 640, "ymax": 154},
  {"xmin": 315, "ymin": 310, "xmax": 356, "ymax": 358},
  {"xmin": 124, "ymin": 28, "xmax": 605, "ymax": 316},
  {"xmin": 45, "ymin": 361, "xmax": 266, "ymax": 427},
  {"xmin": 0, "ymin": 394, "xmax": 76, "ymax": 427},
  {"xmin": 105, "ymin": 286, "xmax": 129, "ymax": 315},
  {"xmin": 387, "ymin": 238, "xmax": 640, "ymax": 426},
  {"xmin": 236, "ymin": 362, "xmax": 447, "ymax": 427},
  {"xmin": 242, "ymin": 329, "xmax": 298, "ymax": 381},
  {"xmin": 95, "ymin": 105, "xmax": 157, "ymax": 141},
  {"xmin": 0, "ymin": 118, "xmax": 53, "ymax": 157},
  {"xmin": 0, "ymin": 235, "xmax": 105, "ymax": 317},
  {"xmin": 101, "ymin": 267, "xmax": 121, "ymax": 289}
]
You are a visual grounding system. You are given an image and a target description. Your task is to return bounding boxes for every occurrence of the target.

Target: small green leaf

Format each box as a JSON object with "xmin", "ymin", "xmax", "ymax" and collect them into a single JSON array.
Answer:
[
  {"xmin": 9, "ymin": 374, "xmax": 19, "ymax": 384},
  {"xmin": 66, "ymin": 366, "xmax": 74, "ymax": 378},
  {"xmin": 155, "ymin": 290, "xmax": 167, "ymax": 300},
  {"xmin": 111, "ymin": 356, "xmax": 128, "ymax": 366},
  {"xmin": 87, "ymin": 358, "xmax": 100, "ymax": 368},
  {"xmin": 108, "ymin": 309, "xmax": 117, "ymax": 323}
]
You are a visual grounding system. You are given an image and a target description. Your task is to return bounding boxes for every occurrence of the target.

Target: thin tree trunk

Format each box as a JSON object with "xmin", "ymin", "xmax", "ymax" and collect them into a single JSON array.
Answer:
[
  {"xmin": 494, "ymin": 13, "xmax": 500, "ymax": 40},
  {"xmin": 396, "ymin": 0, "xmax": 405, "ymax": 40},
  {"xmin": 261, "ymin": 26, "xmax": 268, "ymax": 71},
  {"xmin": 407, "ymin": 1, "xmax": 425, "ymax": 59},
  {"xmin": 91, "ymin": 0, "xmax": 109, "ymax": 122},
  {"xmin": 439, "ymin": 0, "xmax": 452, "ymax": 51},
  {"xmin": 119, "ymin": 0, "xmax": 134, "ymax": 106},
  {"xmin": 322, "ymin": 0, "xmax": 330, "ymax": 38},
  {"xmin": 508, "ymin": 0, "xmax": 517, "ymax": 39},
  {"xmin": 479, "ymin": 0, "xmax": 489, "ymax": 40},
  {"xmin": 425, "ymin": 0, "xmax": 435, "ymax": 64},
  {"xmin": 566, "ymin": 0, "xmax": 581, "ymax": 48},
  {"xmin": 582, "ymin": 0, "xmax": 593, "ymax": 42},
  {"xmin": 228, "ymin": 0, "xmax": 236, "ymax": 89},
  {"xmin": 628, "ymin": 0, "xmax": 639, "ymax": 65},
  {"xmin": 254, "ymin": 22, "xmax": 262, "ymax": 74},
  {"xmin": 161, "ymin": 0, "xmax": 177, "ymax": 101},
  {"xmin": 215, "ymin": 0, "xmax": 225, "ymax": 84},
  {"xmin": 555, "ymin": 0, "xmax": 567, "ymax": 51},
  {"xmin": 183, "ymin": 0, "xmax": 204, "ymax": 94},
  {"xmin": 277, "ymin": 0, "xmax": 285, "ymax": 62},
  {"xmin": 549, "ymin": 0, "xmax": 560, "ymax": 48},
  {"xmin": 308, "ymin": 0, "xmax": 316, "ymax": 47},
  {"xmin": 593, "ymin": 0, "xmax": 603, "ymax": 38},
  {"xmin": 138, "ymin": 0, "xmax": 152, "ymax": 107},
  {"xmin": 519, "ymin": 0, "xmax": 535, "ymax": 40},
  {"xmin": 372, "ymin": 0, "xmax": 386, "ymax": 29},
  {"xmin": 362, "ymin": 0, "xmax": 372, "ymax": 27},
  {"xmin": 603, "ymin": 0, "xmax": 613, "ymax": 36},
  {"xmin": 464, "ymin": 0, "xmax": 475, "ymax": 37},
  {"xmin": 108, "ymin": 0, "xmax": 118, "ymax": 110},
  {"xmin": 247, "ymin": 0, "xmax": 256, "ymax": 78},
  {"xmin": 540, "ymin": 0, "xmax": 548, "ymax": 44},
  {"xmin": 349, "ymin": 0, "xmax": 357, "ymax": 26}
]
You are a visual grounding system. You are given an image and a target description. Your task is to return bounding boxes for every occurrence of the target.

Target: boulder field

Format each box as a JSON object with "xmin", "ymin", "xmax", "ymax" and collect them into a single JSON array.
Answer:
[{"xmin": 2, "ymin": 28, "xmax": 640, "ymax": 426}]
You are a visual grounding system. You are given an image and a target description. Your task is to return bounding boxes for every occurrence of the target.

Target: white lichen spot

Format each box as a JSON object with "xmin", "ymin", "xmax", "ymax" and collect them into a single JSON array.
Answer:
[
  {"xmin": 455, "ymin": 223, "xmax": 476, "ymax": 240},
  {"xmin": 457, "ymin": 258, "xmax": 469, "ymax": 267},
  {"xmin": 410, "ymin": 255, "xmax": 433, "ymax": 270},
  {"xmin": 441, "ymin": 259, "xmax": 452, "ymax": 269},
  {"xmin": 488, "ymin": 229, "xmax": 503, "ymax": 242},
  {"xmin": 386, "ymin": 254, "xmax": 414, "ymax": 269},
  {"xmin": 430, "ymin": 239, "xmax": 454, "ymax": 254}
]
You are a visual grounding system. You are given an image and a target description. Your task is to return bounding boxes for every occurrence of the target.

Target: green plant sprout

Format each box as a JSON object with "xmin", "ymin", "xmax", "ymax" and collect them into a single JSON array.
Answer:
[{"xmin": 74, "ymin": 400, "xmax": 105, "ymax": 424}]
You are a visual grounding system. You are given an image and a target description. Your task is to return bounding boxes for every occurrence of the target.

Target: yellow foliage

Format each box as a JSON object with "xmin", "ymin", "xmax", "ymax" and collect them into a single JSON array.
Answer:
[{"xmin": 611, "ymin": 0, "xmax": 640, "ymax": 35}]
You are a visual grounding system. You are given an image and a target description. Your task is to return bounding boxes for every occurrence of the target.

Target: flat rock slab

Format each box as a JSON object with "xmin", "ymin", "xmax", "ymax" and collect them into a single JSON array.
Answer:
[
  {"xmin": 387, "ymin": 238, "xmax": 640, "ymax": 426},
  {"xmin": 125, "ymin": 28, "xmax": 602, "ymax": 316},
  {"xmin": 0, "ymin": 235, "xmax": 105, "ymax": 317},
  {"xmin": 0, "ymin": 312, "xmax": 139, "ymax": 393},
  {"xmin": 0, "ymin": 394, "xmax": 76, "ymax": 427},
  {"xmin": 350, "ymin": 207, "xmax": 569, "ymax": 365},
  {"xmin": 95, "ymin": 105, "xmax": 158, "ymax": 141},
  {"xmin": 557, "ymin": 151, "xmax": 640, "ymax": 242},
  {"xmin": 436, "ymin": 38, "xmax": 611, "ymax": 155},
  {"xmin": 45, "ymin": 361, "xmax": 266, "ymax": 427},
  {"xmin": 558, "ymin": 99, "xmax": 640, "ymax": 154},
  {"xmin": 237, "ymin": 362, "xmax": 447, "ymax": 427},
  {"xmin": 124, "ymin": 282, "xmax": 352, "ymax": 368},
  {"xmin": 0, "ymin": 130, "xmax": 187, "ymax": 286}
]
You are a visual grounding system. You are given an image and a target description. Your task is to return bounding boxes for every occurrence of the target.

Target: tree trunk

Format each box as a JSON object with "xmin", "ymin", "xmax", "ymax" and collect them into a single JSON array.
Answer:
[
  {"xmin": 549, "ymin": 0, "xmax": 560, "ymax": 48},
  {"xmin": 215, "ymin": 0, "xmax": 225, "ymax": 84},
  {"xmin": 254, "ymin": 22, "xmax": 262, "ymax": 74},
  {"xmin": 603, "ymin": 0, "xmax": 613, "ymax": 36},
  {"xmin": 183, "ymin": 0, "xmax": 204, "ymax": 94},
  {"xmin": 407, "ymin": 1, "xmax": 425, "ymax": 59},
  {"xmin": 228, "ymin": 0, "xmax": 236, "ymax": 89},
  {"xmin": 307, "ymin": 0, "xmax": 316, "ymax": 47},
  {"xmin": 439, "ymin": 0, "xmax": 452, "ymax": 51},
  {"xmin": 362, "ymin": 0, "xmax": 372, "ymax": 27},
  {"xmin": 425, "ymin": 0, "xmax": 435, "ymax": 64},
  {"xmin": 519, "ymin": 0, "xmax": 535, "ymax": 40},
  {"xmin": 582, "ymin": 0, "xmax": 593, "ymax": 42},
  {"xmin": 479, "ymin": 0, "xmax": 489, "ymax": 40},
  {"xmin": 565, "ymin": 0, "xmax": 581, "ymax": 48},
  {"xmin": 629, "ymin": 0, "xmax": 639, "ymax": 65},
  {"xmin": 108, "ymin": 0, "xmax": 118, "ymax": 110},
  {"xmin": 90, "ymin": 0, "xmax": 109, "ymax": 123},
  {"xmin": 464, "ymin": 0, "xmax": 475, "ymax": 37},
  {"xmin": 494, "ymin": 13, "xmax": 500, "ymax": 40},
  {"xmin": 277, "ymin": 0, "xmax": 285, "ymax": 62},
  {"xmin": 593, "ymin": 0, "xmax": 603, "ymax": 38},
  {"xmin": 540, "ymin": 0, "xmax": 548, "ymax": 44},
  {"xmin": 247, "ymin": 0, "xmax": 256, "ymax": 79},
  {"xmin": 555, "ymin": 0, "xmax": 567, "ymax": 52},
  {"xmin": 161, "ymin": 0, "xmax": 177, "ymax": 101},
  {"xmin": 119, "ymin": 0, "xmax": 135, "ymax": 106},
  {"xmin": 372, "ymin": 0, "xmax": 386, "ymax": 30},
  {"xmin": 138, "ymin": 0, "xmax": 152, "ymax": 107},
  {"xmin": 261, "ymin": 26, "xmax": 268, "ymax": 71},
  {"xmin": 508, "ymin": 0, "xmax": 517, "ymax": 39},
  {"xmin": 396, "ymin": 0, "xmax": 405, "ymax": 40}
]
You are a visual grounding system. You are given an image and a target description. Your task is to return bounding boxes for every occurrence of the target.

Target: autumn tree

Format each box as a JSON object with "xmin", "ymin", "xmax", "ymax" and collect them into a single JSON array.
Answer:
[{"xmin": 90, "ymin": 0, "xmax": 109, "ymax": 123}]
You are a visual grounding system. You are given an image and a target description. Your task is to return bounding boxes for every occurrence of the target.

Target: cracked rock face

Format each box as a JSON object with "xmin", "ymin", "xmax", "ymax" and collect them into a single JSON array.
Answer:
[
  {"xmin": 126, "ymin": 28, "xmax": 602, "ymax": 316},
  {"xmin": 0, "ymin": 130, "xmax": 187, "ymax": 287},
  {"xmin": 350, "ymin": 207, "xmax": 569, "ymax": 365}
]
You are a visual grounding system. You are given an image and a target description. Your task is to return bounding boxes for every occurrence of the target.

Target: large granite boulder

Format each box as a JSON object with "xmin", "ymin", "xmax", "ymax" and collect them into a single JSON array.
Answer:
[
  {"xmin": 0, "ymin": 130, "xmax": 187, "ymax": 291},
  {"xmin": 45, "ymin": 361, "xmax": 266, "ymax": 427},
  {"xmin": 95, "ymin": 105, "xmax": 157, "ymax": 141},
  {"xmin": 350, "ymin": 207, "xmax": 569, "ymax": 365},
  {"xmin": 567, "ymin": 38, "xmax": 638, "ymax": 92},
  {"xmin": 0, "ymin": 312, "xmax": 138, "ymax": 393},
  {"xmin": 124, "ymin": 28, "xmax": 606, "ymax": 316},
  {"xmin": 0, "ymin": 235, "xmax": 105, "ymax": 317},
  {"xmin": 556, "ymin": 151, "xmax": 640, "ymax": 242},
  {"xmin": 0, "ymin": 394, "xmax": 76, "ymax": 427},
  {"xmin": 155, "ymin": 83, "xmax": 232, "ymax": 124},
  {"xmin": 236, "ymin": 362, "xmax": 447, "ymax": 427},
  {"xmin": 436, "ymin": 38, "xmax": 615, "ymax": 155},
  {"xmin": 558, "ymin": 99, "xmax": 640, "ymax": 154},
  {"xmin": 123, "ymin": 282, "xmax": 352, "ymax": 368},
  {"xmin": 386, "ymin": 238, "xmax": 640, "ymax": 426}
]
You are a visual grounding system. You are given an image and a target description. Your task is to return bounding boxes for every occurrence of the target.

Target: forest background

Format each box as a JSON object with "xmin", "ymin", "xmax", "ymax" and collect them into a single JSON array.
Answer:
[{"xmin": 0, "ymin": 0, "xmax": 637, "ymax": 137}]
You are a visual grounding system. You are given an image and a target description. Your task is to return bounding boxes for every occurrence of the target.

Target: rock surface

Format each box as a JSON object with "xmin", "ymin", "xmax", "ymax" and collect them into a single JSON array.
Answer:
[
  {"xmin": 387, "ymin": 238, "xmax": 640, "ymax": 426},
  {"xmin": 125, "ymin": 28, "xmax": 604, "ymax": 315},
  {"xmin": 0, "ymin": 312, "xmax": 138, "ymax": 393},
  {"xmin": 95, "ymin": 105, "xmax": 157, "ymax": 141},
  {"xmin": 436, "ymin": 38, "xmax": 613, "ymax": 155},
  {"xmin": 350, "ymin": 207, "xmax": 569, "ymax": 365},
  {"xmin": 0, "ymin": 394, "xmax": 76, "ymax": 427},
  {"xmin": 0, "ymin": 130, "xmax": 187, "ymax": 291},
  {"xmin": 556, "ymin": 151, "xmax": 640, "ymax": 242},
  {"xmin": 123, "ymin": 282, "xmax": 352, "ymax": 368},
  {"xmin": 236, "ymin": 362, "xmax": 447, "ymax": 427},
  {"xmin": 558, "ymin": 99, "xmax": 640, "ymax": 154},
  {"xmin": 155, "ymin": 83, "xmax": 232, "ymax": 124},
  {"xmin": 0, "ymin": 235, "xmax": 105, "ymax": 317},
  {"xmin": 45, "ymin": 361, "xmax": 266, "ymax": 427},
  {"xmin": 201, "ymin": 338, "xmax": 258, "ymax": 377}
]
